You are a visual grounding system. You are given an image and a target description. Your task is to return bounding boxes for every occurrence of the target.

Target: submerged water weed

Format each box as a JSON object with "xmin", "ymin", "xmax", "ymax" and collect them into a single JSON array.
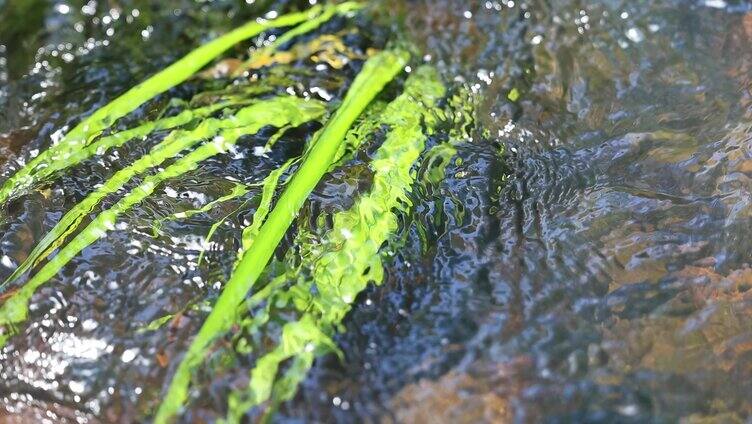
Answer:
[
  {"xmin": 0, "ymin": 97, "xmax": 322, "ymax": 290},
  {"xmin": 0, "ymin": 3, "xmax": 460, "ymax": 420},
  {"xmin": 154, "ymin": 49, "xmax": 409, "ymax": 424},
  {"xmin": 18, "ymin": 101, "xmax": 237, "ymax": 203},
  {"xmin": 238, "ymin": 158, "xmax": 296, "ymax": 260},
  {"xmin": 197, "ymin": 156, "xmax": 297, "ymax": 267},
  {"xmin": 0, "ymin": 96, "xmax": 325, "ymax": 347},
  {"xmin": 151, "ymin": 182, "xmax": 251, "ymax": 238},
  {"xmin": 2, "ymin": 102, "xmax": 251, "ymax": 290},
  {"xmin": 0, "ymin": 4, "xmax": 356, "ymax": 207},
  {"xmin": 224, "ymin": 66, "xmax": 445, "ymax": 420}
]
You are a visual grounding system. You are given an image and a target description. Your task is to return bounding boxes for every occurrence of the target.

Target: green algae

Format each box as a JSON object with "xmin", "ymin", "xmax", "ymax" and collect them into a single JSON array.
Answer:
[
  {"xmin": 154, "ymin": 49, "xmax": 409, "ymax": 424},
  {"xmin": 238, "ymin": 158, "xmax": 296, "ymax": 260},
  {"xmin": 2, "ymin": 103, "xmax": 242, "ymax": 289},
  {"xmin": 0, "ymin": 6, "xmax": 331, "ymax": 207},
  {"xmin": 0, "ymin": 96, "xmax": 325, "ymax": 347},
  {"xmin": 507, "ymin": 87, "xmax": 520, "ymax": 102},
  {"xmin": 222, "ymin": 66, "xmax": 445, "ymax": 420},
  {"xmin": 422, "ymin": 142, "xmax": 460, "ymax": 185},
  {"xmin": 228, "ymin": 315, "xmax": 337, "ymax": 422},
  {"xmin": 152, "ymin": 182, "xmax": 251, "ymax": 238},
  {"xmin": 0, "ymin": 97, "xmax": 323, "ymax": 291}
]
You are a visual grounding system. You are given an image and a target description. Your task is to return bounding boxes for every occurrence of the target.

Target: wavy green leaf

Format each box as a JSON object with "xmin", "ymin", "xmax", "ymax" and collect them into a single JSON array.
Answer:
[
  {"xmin": 154, "ymin": 49, "xmax": 409, "ymax": 424},
  {"xmin": 0, "ymin": 5, "xmax": 332, "ymax": 206},
  {"xmin": 0, "ymin": 96, "xmax": 325, "ymax": 347},
  {"xmin": 224, "ymin": 66, "xmax": 445, "ymax": 420}
]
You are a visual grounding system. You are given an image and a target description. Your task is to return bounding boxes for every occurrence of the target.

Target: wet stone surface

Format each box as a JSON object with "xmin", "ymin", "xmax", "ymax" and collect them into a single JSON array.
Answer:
[{"xmin": 1, "ymin": 0, "xmax": 752, "ymax": 422}]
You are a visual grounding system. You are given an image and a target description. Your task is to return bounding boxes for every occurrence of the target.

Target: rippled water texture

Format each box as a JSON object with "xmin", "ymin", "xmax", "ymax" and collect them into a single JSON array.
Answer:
[{"xmin": 2, "ymin": 0, "xmax": 752, "ymax": 422}]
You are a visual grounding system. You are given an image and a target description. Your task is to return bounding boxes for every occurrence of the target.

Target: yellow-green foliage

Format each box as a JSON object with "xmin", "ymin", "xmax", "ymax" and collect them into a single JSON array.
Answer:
[
  {"xmin": 0, "ymin": 96, "xmax": 325, "ymax": 347},
  {"xmin": 2, "ymin": 102, "xmax": 250, "ymax": 290},
  {"xmin": 224, "ymin": 66, "xmax": 446, "ymax": 421},
  {"xmin": 154, "ymin": 50, "xmax": 409, "ymax": 424},
  {"xmin": 0, "ymin": 3, "xmax": 471, "ymax": 422},
  {"xmin": 0, "ymin": 4, "xmax": 357, "ymax": 207}
]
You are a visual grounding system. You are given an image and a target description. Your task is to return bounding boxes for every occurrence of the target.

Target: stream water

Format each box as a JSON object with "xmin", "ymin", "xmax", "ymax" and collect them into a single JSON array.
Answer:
[{"xmin": 2, "ymin": 0, "xmax": 752, "ymax": 422}]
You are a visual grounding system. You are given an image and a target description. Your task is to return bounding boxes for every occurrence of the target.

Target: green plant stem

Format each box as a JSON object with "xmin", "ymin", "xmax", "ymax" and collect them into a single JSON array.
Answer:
[
  {"xmin": 154, "ymin": 49, "xmax": 408, "ymax": 424},
  {"xmin": 0, "ymin": 6, "xmax": 327, "ymax": 206},
  {"xmin": 0, "ymin": 96, "xmax": 325, "ymax": 347},
  {"xmin": 152, "ymin": 182, "xmax": 250, "ymax": 237},
  {"xmin": 226, "ymin": 66, "xmax": 445, "ymax": 418}
]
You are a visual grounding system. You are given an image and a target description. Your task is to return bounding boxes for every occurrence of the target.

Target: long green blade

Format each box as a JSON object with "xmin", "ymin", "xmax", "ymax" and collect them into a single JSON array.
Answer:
[
  {"xmin": 0, "ymin": 96, "xmax": 325, "ymax": 347},
  {"xmin": 154, "ymin": 49, "xmax": 409, "ymax": 424},
  {"xmin": 0, "ymin": 6, "xmax": 326, "ymax": 206},
  {"xmin": 226, "ymin": 66, "xmax": 446, "ymax": 419},
  {"xmin": 0, "ymin": 97, "xmax": 314, "ymax": 289},
  {"xmin": 32, "ymin": 102, "xmax": 237, "ymax": 200},
  {"xmin": 1, "ymin": 103, "xmax": 240, "ymax": 289}
]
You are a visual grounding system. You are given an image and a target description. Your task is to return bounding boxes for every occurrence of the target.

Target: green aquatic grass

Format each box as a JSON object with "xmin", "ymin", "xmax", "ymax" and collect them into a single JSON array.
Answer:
[
  {"xmin": 152, "ymin": 181, "xmax": 250, "ymax": 238},
  {"xmin": 155, "ymin": 178, "xmax": 254, "ymax": 266},
  {"xmin": 138, "ymin": 314, "xmax": 176, "ymax": 334},
  {"xmin": 0, "ymin": 6, "xmax": 333, "ymax": 207},
  {"xmin": 224, "ymin": 66, "xmax": 445, "ymax": 419},
  {"xmin": 1, "ymin": 103, "xmax": 245, "ymax": 289},
  {"xmin": 0, "ymin": 98, "xmax": 315, "ymax": 290},
  {"xmin": 332, "ymin": 99, "xmax": 388, "ymax": 166},
  {"xmin": 154, "ymin": 49, "xmax": 409, "ymax": 424},
  {"xmin": 195, "ymin": 154, "xmax": 297, "ymax": 267},
  {"xmin": 0, "ymin": 3, "xmax": 472, "ymax": 421},
  {"xmin": 0, "ymin": 96, "xmax": 325, "ymax": 347},
  {"xmin": 32, "ymin": 101, "xmax": 237, "ymax": 196},
  {"xmin": 196, "ymin": 194, "xmax": 256, "ymax": 267}
]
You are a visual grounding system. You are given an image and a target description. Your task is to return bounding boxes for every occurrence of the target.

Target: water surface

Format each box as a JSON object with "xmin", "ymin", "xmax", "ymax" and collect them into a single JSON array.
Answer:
[{"xmin": 2, "ymin": 0, "xmax": 752, "ymax": 422}]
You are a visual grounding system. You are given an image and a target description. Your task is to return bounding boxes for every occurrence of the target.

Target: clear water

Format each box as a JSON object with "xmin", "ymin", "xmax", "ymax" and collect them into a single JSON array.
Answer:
[{"xmin": 2, "ymin": 0, "xmax": 752, "ymax": 422}]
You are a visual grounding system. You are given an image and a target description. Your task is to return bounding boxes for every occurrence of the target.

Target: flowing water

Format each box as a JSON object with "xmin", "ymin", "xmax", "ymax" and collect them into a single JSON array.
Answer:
[{"xmin": 1, "ymin": 0, "xmax": 752, "ymax": 422}]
